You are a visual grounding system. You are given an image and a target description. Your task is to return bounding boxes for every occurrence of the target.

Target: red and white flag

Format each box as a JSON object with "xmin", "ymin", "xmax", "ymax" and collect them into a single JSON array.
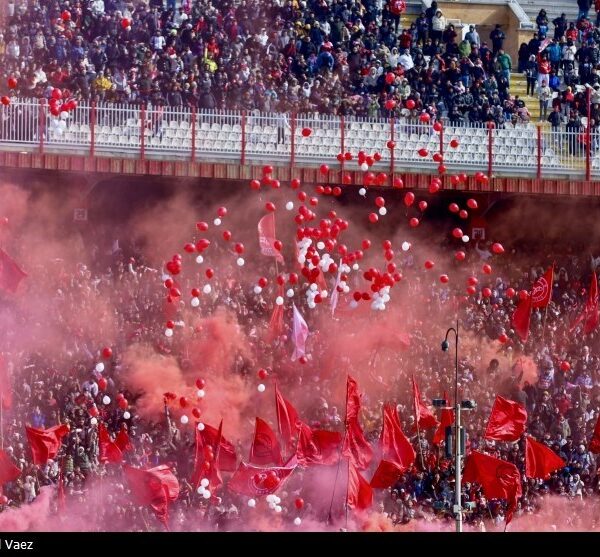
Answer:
[
  {"xmin": 258, "ymin": 213, "xmax": 284, "ymax": 263},
  {"xmin": 291, "ymin": 303, "xmax": 309, "ymax": 361},
  {"xmin": 531, "ymin": 266, "xmax": 554, "ymax": 308},
  {"xmin": 228, "ymin": 459, "xmax": 297, "ymax": 496}
]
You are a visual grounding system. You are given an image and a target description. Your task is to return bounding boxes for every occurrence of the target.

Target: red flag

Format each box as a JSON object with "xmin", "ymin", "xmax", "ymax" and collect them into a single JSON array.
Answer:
[
  {"xmin": 484, "ymin": 395, "xmax": 528, "ymax": 442},
  {"xmin": 25, "ymin": 425, "xmax": 70, "ymax": 465},
  {"xmin": 249, "ymin": 417, "xmax": 283, "ymax": 466},
  {"xmin": 124, "ymin": 465, "xmax": 179, "ymax": 527},
  {"xmin": 209, "ymin": 419, "xmax": 224, "ymax": 491},
  {"xmin": 0, "ymin": 248, "xmax": 27, "ymax": 293},
  {"xmin": 463, "ymin": 451, "xmax": 521, "ymax": 525},
  {"xmin": 571, "ymin": 272, "xmax": 599, "ymax": 334},
  {"xmin": 370, "ymin": 459, "xmax": 403, "ymax": 489},
  {"xmin": 525, "ymin": 436, "xmax": 565, "ymax": 479},
  {"xmin": 114, "ymin": 427, "xmax": 132, "ymax": 453},
  {"xmin": 0, "ymin": 354, "xmax": 12, "ymax": 410},
  {"xmin": 275, "ymin": 383, "xmax": 299, "ymax": 450},
  {"xmin": 200, "ymin": 423, "xmax": 236, "ymax": 471},
  {"xmin": 347, "ymin": 460, "xmax": 373, "ymax": 510},
  {"xmin": 258, "ymin": 213, "xmax": 284, "ymax": 263},
  {"xmin": 531, "ymin": 266, "xmax": 554, "ymax": 308},
  {"xmin": 380, "ymin": 403, "xmax": 415, "ymax": 468},
  {"xmin": 512, "ymin": 294, "xmax": 532, "ymax": 342},
  {"xmin": 266, "ymin": 284, "xmax": 285, "ymax": 342},
  {"xmin": 412, "ymin": 376, "xmax": 439, "ymax": 430},
  {"xmin": 297, "ymin": 423, "xmax": 341, "ymax": 466},
  {"xmin": 98, "ymin": 423, "xmax": 123, "ymax": 464},
  {"xmin": 228, "ymin": 459, "xmax": 296, "ymax": 496},
  {"xmin": 589, "ymin": 414, "xmax": 600, "ymax": 454},
  {"xmin": 0, "ymin": 449, "xmax": 20, "ymax": 485},
  {"xmin": 342, "ymin": 376, "xmax": 373, "ymax": 470},
  {"xmin": 433, "ymin": 392, "xmax": 455, "ymax": 446}
]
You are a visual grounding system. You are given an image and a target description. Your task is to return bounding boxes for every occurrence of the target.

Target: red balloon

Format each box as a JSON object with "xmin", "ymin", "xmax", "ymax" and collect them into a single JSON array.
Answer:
[
  {"xmin": 333, "ymin": 186, "xmax": 342, "ymax": 196},
  {"xmin": 0, "ymin": 96, "xmax": 10, "ymax": 106},
  {"xmin": 459, "ymin": 210, "xmax": 468, "ymax": 219},
  {"xmin": 7, "ymin": 77, "xmax": 17, "ymax": 89},
  {"xmin": 419, "ymin": 112, "xmax": 430, "ymax": 123},
  {"xmin": 191, "ymin": 288, "xmax": 201, "ymax": 297},
  {"xmin": 118, "ymin": 398, "xmax": 128, "ymax": 410},
  {"xmin": 382, "ymin": 240, "xmax": 392, "ymax": 250},
  {"xmin": 234, "ymin": 242, "xmax": 244, "ymax": 254},
  {"xmin": 467, "ymin": 198, "xmax": 478, "ymax": 210},
  {"xmin": 368, "ymin": 213, "xmax": 379, "ymax": 223},
  {"xmin": 506, "ymin": 287, "xmax": 516, "ymax": 298},
  {"xmin": 298, "ymin": 355, "xmax": 308, "ymax": 365},
  {"xmin": 192, "ymin": 408, "xmax": 201, "ymax": 419},
  {"xmin": 439, "ymin": 274, "xmax": 449, "ymax": 283},
  {"xmin": 301, "ymin": 127, "xmax": 312, "ymax": 137},
  {"xmin": 121, "ymin": 18, "xmax": 130, "ymax": 29},
  {"xmin": 438, "ymin": 164, "xmax": 447, "ymax": 174},
  {"xmin": 560, "ymin": 361, "xmax": 571, "ymax": 372},
  {"xmin": 217, "ymin": 207, "xmax": 227, "ymax": 218},
  {"xmin": 291, "ymin": 178, "xmax": 301, "ymax": 189},
  {"xmin": 196, "ymin": 222, "xmax": 209, "ymax": 231},
  {"xmin": 455, "ymin": 251, "xmax": 466, "ymax": 262},
  {"xmin": 385, "ymin": 72, "xmax": 396, "ymax": 85},
  {"xmin": 466, "ymin": 285, "xmax": 477, "ymax": 295},
  {"xmin": 409, "ymin": 217, "xmax": 420, "ymax": 228},
  {"xmin": 102, "ymin": 347, "xmax": 113, "ymax": 359},
  {"xmin": 433, "ymin": 152, "xmax": 443, "ymax": 163},
  {"xmin": 451, "ymin": 175, "xmax": 460, "ymax": 186},
  {"xmin": 61, "ymin": 10, "xmax": 71, "ymax": 21},
  {"xmin": 519, "ymin": 290, "xmax": 529, "ymax": 301},
  {"xmin": 482, "ymin": 264, "xmax": 492, "ymax": 275},
  {"xmin": 429, "ymin": 181, "xmax": 441, "ymax": 194},
  {"xmin": 424, "ymin": 260, "xmax": 434, "ymax": 270},
  {"xmin": 51, "ymin": 88, "xmax": 63, "ymax": 100},
  {"xmin": 404, "ymin": 192, "xmax": 415, "ymax": 207},
  {"xmin": 467, "ymin": 276, "xmax": 479, "ymax": 286},
  {"xmin": 205, "ymin": 268, "xmax": 214, "ymax": 279},
  {"xmin": 319, "ymin": 164, "xmax": 329, "ymax": 175},
  {"xmin": 196, "ymin": 378, "xmax": 206, "ymax": 389},
  {"xmin": 265, "ymin": 202, "xmax": 276, "ymax": 212},
  {"xmin": 98, "ymin": 377, "xmax": 108, "ymax": 391},
  {"xmin": 393, "ymin": 176, "xmax": 403, "ymax": 189},
  {"xmin": 498, "ymin": 333, "xmax": 508, "ymax": 344},
  {"xmin": 450, "ymin": 139, "xmax": 460, "ymax": 148},
  {"xmin": 433, "ymin": 121, "xmax": 443, "ymax": 132},
  {"xmin": 405, "ymin": 99, "xmax": 416, "ymax": 110},
  {"xmin": 180, "ymin": 397, "xmax": 188, "ymax": 408},
  {"xmin": 387, "ymin": 140, "xmax": 396, "ymax": 149},
  {"xmin": 262, "ymin": 165, "xmax": 273, "ymax": 175},
  {"xmin": 452, "ymin": 227, "xmax": 463, "ymax": 239},
  {"xmin": 417, "ymin": 148, "xmax": 429, "ymax": 158},
  {"xmin": 222, "ymin": 230, "xmax": 232, "ymax": 242},
  {"xmin": 449, "ymin": 203, "xmax": 460, "ymax": 213},
  {"xmin": 384, "ymin": 99, "xmax": 396, "ymax": 110},
  {"xmin": 492, "ymin": 243, "xmax": 505, "ymax": 254},
  {"xmin": 482, "ymin": 287, "xmax": 492, "ymax": 298},
  {"xmin": 258, "ymin": 277, "xmax": 268, "ymax": 288},
  {"xmin": 375, "ymin": 196, "xmax": 385, "ymax": 208},
  {"xmin": 258, "ymin": 368, "xmax": 268, "ymax": 380},
  {"xmin": 362, "ymin": 239, "xmax": 371, "ymax": 250},
  {"xmin": 273, "ymin": 240, "xmax": 283, "ymax": 251},
  {"xmin": 0, "ymin": 495, "xmax": 8, "ymax": 505}
]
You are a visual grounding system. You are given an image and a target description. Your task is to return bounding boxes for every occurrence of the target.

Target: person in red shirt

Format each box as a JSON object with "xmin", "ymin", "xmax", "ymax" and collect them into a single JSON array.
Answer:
[
  {"xmin": 537, "ymin": 52, "xmax": 551, "ymax": 90},
  {"xmin": 388, "ymin": 0, "xmax": 406, "ymax": 33}
]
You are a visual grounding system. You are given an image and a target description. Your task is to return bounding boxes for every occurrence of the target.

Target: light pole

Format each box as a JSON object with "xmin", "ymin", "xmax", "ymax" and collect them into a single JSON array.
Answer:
[{"xmin": 441, "ymin": 319, "xmax": 462, "ymax": 533}]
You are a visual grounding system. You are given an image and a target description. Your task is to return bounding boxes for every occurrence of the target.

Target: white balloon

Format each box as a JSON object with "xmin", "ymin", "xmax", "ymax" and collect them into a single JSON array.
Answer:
[
  {"xmin": 378, "ymin": 207, "xmax": 387, "ymax": 216},
  {"xmin": 60, "ymin": 111, "xmax": 69, "ymax": 120},
  {"xmin": 360, "ymin": 162, "xmax": 369, "ymax": 171},
  {"xmin": 320, "ymin": 290, "xmax": 328, "ymax": 298},
  {"xmin": 165, "ymin": 328, "xmax": 174, "ymax": 337},
  {"xmin": 257, "ymin": 383, "xmax": 266, "ymax": 393},
  {"xmin": 102, "ymin": 396, "xmax": 111, "ymax": 405},
  {"xmin": 310, "ymin": 283, "xmax": 318, "ymax": 291},
  {"xmin": 248, "ymin": 499, "xmax": 256, "ymax": 508},
  {"xmin": 254, "ymin": 285, "xmax": 263, "ymax": 294},
  {"xmin": 401, "ymin": 241, "xmax": 411, "ymax": 251},
  {"xmin": 317, "ymin": 241, "xmax": 325, "ymax": 250},
  {"xmin": 90, "ymin": 417, "xmax": 98, "ymax": 425},
  {"xmin": 203, "ymin": 284, "xmax": 212, "ymax": 294},
  {"xmin": 298, "ymin": 255, "xmax": 306, "ymax": 264},
  {"xmin": 123, "ymin": 411, "xmax": 131, "ymax": 420},
  {"xmin": 191, "ymin": 297, "xmax": 200, "ymax": 307},
  {"xmin": 197, "ymin": 486, "xmax": 206, "ymax": 495},
  {"xmin": 95, "ymin": 362, "xmax": 104, "ymax": 373},
  {"xmin": 358, "ymin": 187, "xmax": 367, "ymax": 196},
  {"xmin": 308, "ymin": 301, "xmax": 316, "ymax": 309},
  {"xmin": 268, "ymin": 502, "xmax": 276, "ymax": 510},
  {"xmin": 462, "ymin": 235, "xmax": 470, "ymax": 243},
  {"xmin": 350, "ymin": 300, "xmax": 358, "ymax": 309},
  {"xmin": 196, "ymin": 255, "xmax": 204, "ymax": 264},
  {"xmin": 180, "ymin": 415, "xmax": 189, "ymax": 425},
  {"xmin": 200, "ymin": 478, "xmax": 210, "ymax": 488},
  {"xmin": 285, "ymin": 201, "xmax": 294, "ymax": 211},
  {"xmin": 294, "ymin": 517, "xmax": 302, "ymax": 526},
  {"xmin": 343, "ymin": 285, "xmax": 350, "ymax": 294},
  {"xmin": 286, "ymin": 288, "xmax": 294, "ymax": 298},
  {"xmin": 237, "ymin": 257, "xmax": 245, "ymax": 267},
  {"xmin": 275, "ymin": 505, "xmax": 282, "ymax": 513},
  {"xmin": 197, "ymin": 389, "xmax": 205, "ymax": 398},
  {"xmin": 273, "ymin": 496, "xmax": 281, "ymax": 504},
  {"xmin": 197, "ymin": 422, "xmax": 205, "ymax": 431},
  {"xmin": 203, "ymin": 490, "xmax": 211, "ymax": 499},
  {"xmin": 213, "ymin": 218, "xmax": 221, "ymax": 226},
  {"xmin": 266, "ymin": 495, "xmax": 275, "ymax": 503},
  {"xmin": 352, "ymin": 263, "xmax": 359, "ymax": 271},
  {"xmin": 275, "ymin": 296, "xmax": 284, "ymax": 305}
]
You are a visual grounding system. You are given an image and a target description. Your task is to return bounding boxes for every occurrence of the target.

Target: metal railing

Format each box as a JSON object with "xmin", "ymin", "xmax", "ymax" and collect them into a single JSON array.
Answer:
[{"xmin": 0, "ymin": 98, "xmax": 596, "ymax": 180}]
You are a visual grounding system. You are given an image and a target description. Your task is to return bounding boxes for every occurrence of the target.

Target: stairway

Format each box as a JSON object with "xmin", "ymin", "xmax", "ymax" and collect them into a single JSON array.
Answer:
[{"xmin": 511, "ymin": 72, "xmax": 541, "ymax": 122}]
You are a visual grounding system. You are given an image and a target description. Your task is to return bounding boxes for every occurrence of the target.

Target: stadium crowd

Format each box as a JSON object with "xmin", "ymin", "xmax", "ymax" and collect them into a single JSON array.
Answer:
[
  {"xmin": 1, "ymin": 0, "xmax": 599, "ymax": 128},
  {"xmin": 1, "ymin": 225, "xmax": 599, "ymax": 531}
]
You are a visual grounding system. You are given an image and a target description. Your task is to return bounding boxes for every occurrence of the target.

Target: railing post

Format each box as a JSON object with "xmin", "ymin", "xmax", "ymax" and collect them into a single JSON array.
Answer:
[
  {"xmin": 439, "ymin": 120, "xmax": 444, "ymax": 158},
  {"xmin": 241, "ymin": 110, "xmax": 246, "ymax": 166},
  {"xmin": 586, "ymin": 87, "xmax": 592, "ymax": 181},
  {"xmin": 536, "ymin": 124, "xmax": 542, "ymax": 180},
  {"xmin": 38, "ymin": 98, "xmax": 45, "ymax": 155},
  {"xmin": 290, "ymin": 112, "xmax": 296, "ymax": 168},
  {"xmin": 191, "ymin": 105, "xmax": 196, "ymax": 163},
  {"xmin": 340, "ymin": 115, "xmax": 345, "ymax": 176},
  {"xmin": 90, "ymin": 101, "xmax": 96, "ymax": 157},
  {"xmin": 140, "ymin": 103, "xmax": 146, "ymax": 161},
  {"xmin": 390, "ymin": 117, "xmax": 395, "ymax": 178},
  {"xmin": 487, "ymin": 122, "xmax": 494, "ymax": 178}
]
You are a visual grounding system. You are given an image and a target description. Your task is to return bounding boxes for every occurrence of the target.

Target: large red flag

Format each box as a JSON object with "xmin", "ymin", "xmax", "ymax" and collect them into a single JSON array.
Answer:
[
  {"xmin": 484, "ymin": 395, "xmax": 528, "ymax": 442},
  {"xmin": 589, "ymin": 414, "xmax": 600, "ymax": 454},
  {"xmin": 525, "ymin": 436, "xmax": 565, "ymax": 479},
  {"xmin": 200, "ymin": 423, "xmax": 236, "ymax": 471},
  {"xmin": 25, "ymin": 425, "xmax": 70, "ymax": 465},
  {"xmin": 380, "ymin": 403, "xmax": 415, "ymax": 468},
  {"xmin": 297, "ymin": 423, "xmax": 342, "ymax": 466},
  {"xmin": 0, "ymin": 249, "xmax": 27, "ymax": 293},
  {"xmin": 275, "ymin": 383, "xmax": 300, "ymax": 450},
  {"xmin": 0, "ymin": 449, "xmax": 20, "ymax": 485},
  {"xmin": 463, "ymin": 451, "xmax": 522, "ymax": 525},
  {"xmin": 0, "ymin": 354, "xmax": 12, "ymax": 410},
  {"xmin": 412, "ymin": 376, "xmax": 439, "ymax": 430},
  {"xmin": 531, "ymin": 266, "xmax": 554, "ymax": 308},
  {"xmin": 249, "ymin": 417, "xmax": 283, "ymax": 466},
  {"xmin": 370, "ymin": 459, "xmax": 403, "ymax": 489},
  {"xmin": 512, "ymin": 294, "xmax": 532, "ymax": 342},
  {"xmin": 258, "ymin": 213, "xmax": 284, "ymax": 263},
  {"xmin": 123, "ymin": 465, "xmax": 179, "ymax": 527},
  {"xmin": 342, "ymin": 376, "xmax": 373, "ymax": 470},
  {"xmin": 98, "ymin": 423, "xmax": 123, "ymax": 464},
  {"xmin": 227, "ymin": 459, "xmax": 296, "ymax": 496},
  {"xmin": 571, "ymin": 272, "xmax": 599, "ymax": 334},
  {"xmin": 433, "ymin": 392, "xmax": 455, "ymax": 446},
  {"xmin": 115, "ymin": 427, "xmax": 132, "ymax": 453},
  {"xmin": 347, "ymin": 460, "xmax": 373, "ymax": 510}
]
